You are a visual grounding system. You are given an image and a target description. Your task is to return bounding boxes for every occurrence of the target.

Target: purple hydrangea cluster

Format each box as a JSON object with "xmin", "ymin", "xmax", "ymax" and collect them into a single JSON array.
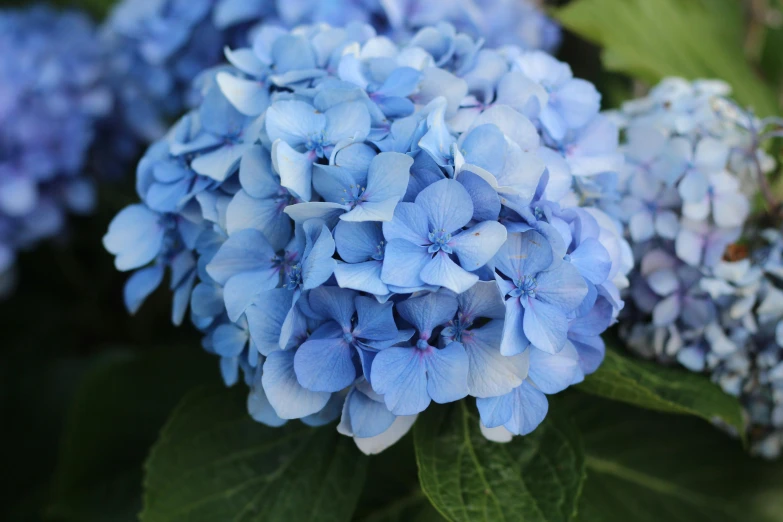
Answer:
[
  {"xmin": 104, "ymin": 22, "xmax": 628, "ymax": 453},
  {"xmin": 100, "ymin": 0, "xmax": 560, "ymax": 159},
  {"xmin": 615, "ymin": 78, "xmax": 783, "ymax": 456},
  {"xmin": 0, "ymin": 6, "xmax": 112, "ymax": 296}
]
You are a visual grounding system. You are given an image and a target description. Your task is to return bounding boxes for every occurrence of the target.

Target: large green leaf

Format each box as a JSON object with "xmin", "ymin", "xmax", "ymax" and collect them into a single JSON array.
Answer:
[
  {"xmin": 414, "ymin": 402, "xmax": 585, "ymax": 522},
  {"xmin": 352, "ymin": 433, "xmax": 446, "ymax": 522},
  {"xmin": 577, "ymin": 349, "xmax": 745, "ymax": 434},
  {"xmin": 48, "ymin": 347, "xmax": 218, "ymax": 522},
  {"xmin": 554, "ymin": 0, "xmax": 779, "ymax": 117},
  {"xmin": 141, "ymin": 386, "xmax": 368, "ymax": 522},
  {"xmin": 557, "ymin": 393, "xmax": 783, "ymax": 522}
]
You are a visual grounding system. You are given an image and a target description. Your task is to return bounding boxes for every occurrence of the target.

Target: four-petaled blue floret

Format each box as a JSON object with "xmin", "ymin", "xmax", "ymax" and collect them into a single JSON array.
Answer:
[{"xmin": 105, "ymin": 21, "xmax": 629, "ymax": 453}]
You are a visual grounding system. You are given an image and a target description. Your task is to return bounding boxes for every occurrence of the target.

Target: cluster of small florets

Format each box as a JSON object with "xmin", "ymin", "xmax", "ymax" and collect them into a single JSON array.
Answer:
[
  {"xmin": 615, "ymin": 78, "xmax": 783, "ymax": 456},
  {"xmin": 105, "ymin": 22, "xmax": 628, "ymax": 453},
  {"xmin": 0, "ymin": 6, "xmax": 112, "ymax": 295},
  {"xmin": 99, "ymin": 0, "xmax": 560, "ymax": 158}
]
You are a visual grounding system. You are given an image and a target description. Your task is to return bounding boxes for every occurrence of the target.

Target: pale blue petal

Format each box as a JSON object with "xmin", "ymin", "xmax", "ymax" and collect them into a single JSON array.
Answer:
[
  {"xmin": 334, "ymin": 261, "xmax": 388, "ymax": 296},
  {"xmin": 103, "ymin": 205, "xmax": 164, "ymax": 271},
  {"xmin": 294, "ymin": 337, "xmax": 356, "ymax": 392},
  {"xmin": 224, "ymin": 269, "xmax": 279, "ymax": 321},
  {"xmin": 527, "ymin": 343, "xmax": 582, "ymax": 394},
  {"xmin": 457, "ymin": 281, "xmax": 506, "ymax": 321},
  {"xmin": 416, "ymin": 178, "xmax": 473, "ymax": 232},
  {"xmin": 324, "ymin": 101, "xmax": 371, "ymax": 143},
  {"xmin": 420, "ymin": 251, "xmax": 479, "ymax": 294},
  {"xmin": 460, "ymin": 124, "xmax": 506, "ymax": 174},
  {"xmin": 263, "ymin": 350, "xmax": 331, "ymax": 419},
  {"xmin": 271, "ymin": 139, "xmax": 313, "ymax": 201},
  {"xmin": 362, "ymin": 151, "xmax": 413, "ymax": 203},
  {"xmin": 226, "ymin": 190, "xmax": 292, "ymax": 251},
  {"xmin": 248, "ymin": 374, "xmax": 287, "ymax": 427},
  {"xmin": 206, "ymin": 229, "xmax": 276, "ymax": 285},
  {"xmin": 265, "ymin": 100, "xmax": 325, "ymax": 146},
  {"xmin": 569, "ymin": 238, "xmax": 611, "ymax": 285},
  {"xmin": 347, "ymin": 388, "xmax": 396, "ymax": 438},
  {"xmin": 523, "ymin": 298, "xmax": 568, "ymax": 354},
  {"xmin": 465, "ymin": 320, "xmax": 529, "ymax": 398},
  {"xmin": 502, "ymin": 381, "xmax": 549, "ymax": 435},
  {"xmin": 334, "ymin": 220, "xmax": 383, "ymax": 262},
  {"xmin": 216, "ymin": 72, "xmax": 269, "ymax": 116},
  {"xmin": 678, "ymin": 170, "xmax": 709, "ymax": 203},
  {"xmin": 355, "ymin": 296, "xmax": 400, "ymax": 342},
  {"xmin": 301, "ymin": 220, "xmax": 336, "ymax": 289},
  {"xmin": 450, "ymin": 221, "xmax": 507, "ymax": 271},
  {"xmin": 213, "ymin": 323, "xmax": 248, "ymax": 357},
  {"xmin": 500, "ymin": 298, "xmax": 530, "ymax": 356},
  {"xmin": 284, "ymin": 202, "xmax": 346, "ymax": 225},
  {"xmin": 245, "ymin": 289, "xmax": 295, "ymax": 355},
  {"xmin": 425, "ymin": 342, "xmax": 469, "ymax": 404},
  {"xmin": 191, "ymin": 143, "xmax": 245, "ymax": 181},
  {"xmin": 371, "ymin": 347, "xmax": 430, "ymax": 415},
  {"xmin": 456, "ymin": 170, "xmax": 501, "ymax": 222},
  {"xmin": 124, "ymin": 265, "xmax": 164, "ymax": 314},
  {"xmin": 653, "ymin": 294, "xmax": 681, "ymax": 326},
  {"xmin": 308, "ymin": 286, "xmax": 357, "ymax": 328},
  {"xmin": 535, "ymin": 262, "xmax": 588, "ymax": 311},
  {"xmin": 238, "ymin": 144, "xmax": 279, "ymax": 198},
  {"xmin": 570, "ymin": 333, "xmax": 605, "ymax": 375},
  {"xmin": 382, "ymin": 202, "xmax": 430, "ymax": 245},
  {"xmin": 380, "ymin": 240, "xmax": 429, "ymax": 288},
  {"xmin": 396, "ymin": 291, "xmax": 458, "ymax": 335},
  {"xmin": 557, "ymin": 79, "xmax": 600, "ymax": 129},
  {"xmin": 493, "ymin": 230, "xmax": 553, "ymax": 280}
]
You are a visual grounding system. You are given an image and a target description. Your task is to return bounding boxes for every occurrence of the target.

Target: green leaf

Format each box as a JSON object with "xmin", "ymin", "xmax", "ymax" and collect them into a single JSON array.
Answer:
[
  {"xmin": 554, "ymin": 0, "xmax": 779, "ymax": 117},
  {"xmin": 48, "ymin": 348, "xmax": 219, "ymax": 522},
  {"xmin": 413, "ymin": 402, "xmax": 585, "ymax": 522},
  {"xmin": 352, "ymin": 433, "xmax": 446, "ymax": 522},
  {"xmin": 557, "ymin": 393, "xmax": 783, "ymax": 522},
  {"xmin": 0, "ymin": 354, "xmax": 88, "ymax": 522},
  {"xmin": 577, "ymin": 349, "xmax": 745, "ymax": 434},
  {"xmin": 141, "ymin": 386, "xmax": 368, "ymax": 522}
]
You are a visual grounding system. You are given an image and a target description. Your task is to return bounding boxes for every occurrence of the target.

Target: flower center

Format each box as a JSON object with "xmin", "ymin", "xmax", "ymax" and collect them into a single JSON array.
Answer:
[
  {"xmin": 444, "ymin": 312, "xmax": 472, "ymax": 343},
  {"xmin": 428, "ymin": 229, "xmax": 453, "ymax": 254},
  {"xmin": 285, "ymin": 263, "xmax": 302, "ymax": 290},
  {"xmin": 305, "ymin": 133, "xmax": 328, "ymax": 157},
  {"xmin": 343, "ymin": 331, "xmax": 354, "ymax": 344},
  {"xmin": 511, "ymin": 275, "xmax": 537, "ymax": 298},
  {"xmin": 416, "ymin": 339, "xmax": 430, "ymax": 350},
  {"xmin": 341, "ymin": 184, "xmax": 366, "ymax": 208},
  {"xmin": 372, "ymin": 240, "xmax": 385, "ymax": 261}
]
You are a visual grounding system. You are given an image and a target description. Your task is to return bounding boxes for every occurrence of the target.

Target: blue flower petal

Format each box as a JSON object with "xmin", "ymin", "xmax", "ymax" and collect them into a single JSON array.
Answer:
[{"xmin": 263, "ymin": 350, "xmax": 331, "ymax": 419}]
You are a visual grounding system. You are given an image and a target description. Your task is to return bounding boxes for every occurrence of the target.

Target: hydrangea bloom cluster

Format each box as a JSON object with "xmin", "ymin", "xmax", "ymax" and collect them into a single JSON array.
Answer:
[
  {"xmin": 105, "ymin": 22, "xmax": 628, "ymax": 453},
  {"xmin": 0, "ymin": 6, "xmax": 112, "ymax": 295},
  {"xmin": 100, "ymin": 0, "xmax": 559, "ymax": 157},
  {"xmin": 614, "ymin": 78, "xmax": 783, "ymax": 456}
]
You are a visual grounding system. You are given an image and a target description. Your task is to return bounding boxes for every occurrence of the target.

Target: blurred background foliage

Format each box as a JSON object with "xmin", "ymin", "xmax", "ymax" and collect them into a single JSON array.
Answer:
[{"xmin": 2, "ymin": 0, "xmax": 783, "ymax": 521}]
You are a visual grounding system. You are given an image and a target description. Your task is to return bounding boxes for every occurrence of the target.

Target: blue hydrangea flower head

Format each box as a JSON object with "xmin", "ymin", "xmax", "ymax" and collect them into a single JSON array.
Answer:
[
  {"xmin": 106, "ymin": 21, "xmax": 627, "ymax": 453},
  {"xmin": 615, "ymin": 78, "xmax": 783, "ymax": 457},
  {"xmin": 0, "ymin": 6, "xmax": 112, "ymax": 296},
  {"xmin": 101, "ymin": 0, "xmax": 560, "ymax": 165}
]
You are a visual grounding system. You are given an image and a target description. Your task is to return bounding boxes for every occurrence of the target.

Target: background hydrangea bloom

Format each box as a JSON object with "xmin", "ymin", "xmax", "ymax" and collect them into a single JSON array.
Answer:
[
  {"xmin": 0, "ymin": 6, "xmax": 112, "ymax": 297},
  {"xmin": 100, "ymin": 0, "xmax": 560, "ymax": 163},
  {"xmin": 615, "ymin": 78, "xmax": 783, "ymax": 457},
  {"xmin": 105, "ymin": 21, "xmax": 628, "ymax": 453}
]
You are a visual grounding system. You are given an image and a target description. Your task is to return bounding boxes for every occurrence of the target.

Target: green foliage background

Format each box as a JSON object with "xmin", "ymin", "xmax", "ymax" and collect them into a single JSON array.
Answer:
[{"xmin": 2, "ymin": 0, "xmax": 783, "ymax": 521}]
